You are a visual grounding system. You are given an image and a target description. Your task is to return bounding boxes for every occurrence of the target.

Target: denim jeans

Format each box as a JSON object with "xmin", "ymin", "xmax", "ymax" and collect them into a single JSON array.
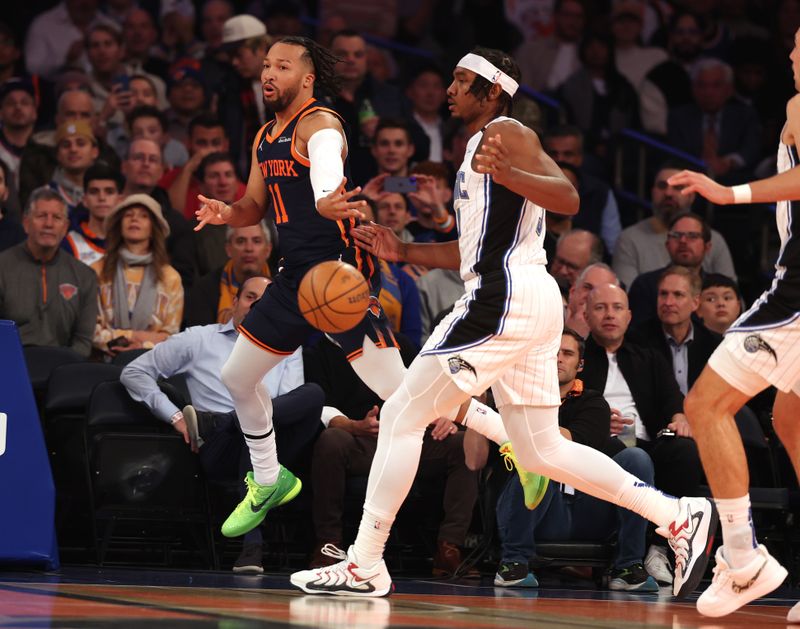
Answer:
[{"xmin": 496, "ymin": 447, "xmax": 654, "ymax": 569}]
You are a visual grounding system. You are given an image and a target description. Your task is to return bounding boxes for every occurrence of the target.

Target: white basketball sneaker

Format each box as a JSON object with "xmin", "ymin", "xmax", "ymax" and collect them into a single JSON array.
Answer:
[
  {"xmin": 696, "ymin": 545, "xmax": 787, "ymax": 617},
  {"xmin": 290, "ymin": 546, "xmax": 393, "ymax": 597},
  {"xmin": 787, "ymin": 600, "xmax": 800, "ymax": 622},
  {"xmin": 657, "ymin": 496, "xmax": 718, "ymax": 598}
]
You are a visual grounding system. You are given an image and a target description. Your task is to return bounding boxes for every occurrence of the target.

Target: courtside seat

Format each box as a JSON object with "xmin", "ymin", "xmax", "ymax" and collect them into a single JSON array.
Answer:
[{"xmin": 85, "ymin": 381, "xmax": 216, "ymax": 568}]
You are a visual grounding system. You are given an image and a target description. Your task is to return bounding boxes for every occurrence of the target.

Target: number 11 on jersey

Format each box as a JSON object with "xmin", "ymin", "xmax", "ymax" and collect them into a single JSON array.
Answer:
[{"xmin": 269, "ymin": 183, "xmax": 289, "ymax": 224}]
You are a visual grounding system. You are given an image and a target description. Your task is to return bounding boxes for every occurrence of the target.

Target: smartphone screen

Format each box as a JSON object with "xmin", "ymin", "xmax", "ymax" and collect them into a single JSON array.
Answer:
[
  {"xmin": 383, "ymin": 176, "xmax": 417, "ymax": 194},
  {"xmin": 113, "ymin": 75, "xmax": 130, "ymax": 91}
]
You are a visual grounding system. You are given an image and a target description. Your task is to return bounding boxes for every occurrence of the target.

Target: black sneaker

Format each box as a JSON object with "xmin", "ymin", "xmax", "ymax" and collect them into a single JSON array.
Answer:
[
  {"xmin": 233, "ymin": 543, "xmax": 264, "ymax": 574},
  {"xmin": 494, "ymin": 562, "xmax": 538, "ymax": 587},
  {"xmin": 607, "ymin": 563, "xmax": 658, "ymax": 592}
]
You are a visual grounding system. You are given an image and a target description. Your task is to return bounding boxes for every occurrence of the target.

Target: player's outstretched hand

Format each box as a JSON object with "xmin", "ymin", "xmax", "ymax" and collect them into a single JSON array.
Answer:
[
  {"xmin": 667, "ymin": 170, "xmax": 734, "ymax": 205},
  {"xmin": 475, "ymin": 134, "xmax": 512, "ymax": 186},
  {"xmin": 316, "ymin": 177, "xmax": 367, "ymax": 221},
  {"xmin": 352, "ymin": 221, "xmax": 404, "ymax": 262},
  {"xmin": 195, "ymin": 194, "xmax": 233, "ymax": 231}
]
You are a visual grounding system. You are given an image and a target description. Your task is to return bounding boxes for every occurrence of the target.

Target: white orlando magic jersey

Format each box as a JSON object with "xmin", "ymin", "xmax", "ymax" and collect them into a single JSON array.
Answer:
[{"xmin": 453, "ymin": 116, "xmax": 547, "ymax": 284}]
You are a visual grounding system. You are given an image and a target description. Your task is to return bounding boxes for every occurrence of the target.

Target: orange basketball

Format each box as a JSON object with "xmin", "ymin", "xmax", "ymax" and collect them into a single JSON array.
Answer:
[{"xmin": 297, "ymin": 260, "xmax": 371, "ymax": 333}]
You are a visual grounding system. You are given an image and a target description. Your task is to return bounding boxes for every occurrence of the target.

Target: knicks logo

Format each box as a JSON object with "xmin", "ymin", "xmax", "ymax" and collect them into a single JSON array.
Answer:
[
  {"xmin": 259, "ymin": 159, "xmax": 299, "ymax": 178},
  {"xmin": 59, "ymin": 283, "xmax": 78, "ymax": 300},
  {"xmin": 367, "ymin": 296, "xmax": 382, "ymax": 318}
]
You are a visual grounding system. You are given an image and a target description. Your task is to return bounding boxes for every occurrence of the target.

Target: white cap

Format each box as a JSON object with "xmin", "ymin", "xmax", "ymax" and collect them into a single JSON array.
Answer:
[{"xmin": 222, "ymin": 15, "xmax": 267, "ymax": 44}]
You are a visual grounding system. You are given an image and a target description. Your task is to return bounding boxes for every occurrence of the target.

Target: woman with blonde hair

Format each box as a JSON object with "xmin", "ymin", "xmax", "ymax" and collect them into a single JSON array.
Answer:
[{"xmin": 92, "ymin": 193, "xmax": 183, "ymax": 355}]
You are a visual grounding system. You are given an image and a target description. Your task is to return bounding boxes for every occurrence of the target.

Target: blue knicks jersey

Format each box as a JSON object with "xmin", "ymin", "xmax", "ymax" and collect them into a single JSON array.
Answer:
[{"xmin": 256, "ymin": 97, "xmax": 373, "ymax": 277}]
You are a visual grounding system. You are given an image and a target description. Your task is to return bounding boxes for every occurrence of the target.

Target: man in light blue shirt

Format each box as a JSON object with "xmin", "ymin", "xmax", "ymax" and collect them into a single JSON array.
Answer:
[{"xmin": 121, "ymin": 276, "xmax": 324, "ymax": 573}]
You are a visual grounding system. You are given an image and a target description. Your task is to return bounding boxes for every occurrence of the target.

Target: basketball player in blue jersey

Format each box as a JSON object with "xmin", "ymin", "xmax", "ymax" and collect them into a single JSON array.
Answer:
[
  {"xmin": 195, "ymin": 37, "xmax": 533, "ymax": 541},
  {"xmin": 663, "ymin": 28, "xmax": 800, "ymax": 620},
  {"xmin": 291, "ymin": 46, "xmax": 718, "ymax": 599}
]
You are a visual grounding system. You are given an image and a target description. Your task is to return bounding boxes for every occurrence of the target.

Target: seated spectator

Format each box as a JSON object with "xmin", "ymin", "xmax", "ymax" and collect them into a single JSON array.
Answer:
[
  {"xmin": 193, "ymin": 152, "xmax": 249, "ymax": 276},
  {"xmin": 634, "ymin": 266, "xmax": 721, "ymax": 394},
  {"xmin": 612, "ymin": 162, "xmax": 736, "ymax": 289},
  {"xmin": 697, "ymin": 273, "xmax": 743, "ymax": 335},
  {"xmin": 564, "ymin": 262, "xmax": 619, "ymax": 338},
  {"xmin": 0, "ymin": 161, "xmax": 25, "ymax": 252},
  {"xmin": 558, "ymin": 27, "xmax": 640, "ymax": 160},
  {"xmin": 407, "ymin": 161, "xmax": 457, "ymax": 243},
  {"xmin": 542, "ymin": 125, "xmax": 622, "ymax": 253},
  {"xmin": 122, "ymin": 8, "xmax": 170, "ymax": 87},
  {"xmin": 627, "ymin": 212, "xmax": 716, "ymax": 324},
  {"xmin": 110, "ymin": 105, "xmax": 188, "ymax": 170},
  {"xmin": 156, "ymin": 1, "xmax": 205, "ymax": 64},
  {"xmin": 329, "ymin": 30, "xmax": 423, "ymax": 185},
  {"xmin": 494, "ymin": 328, "xmax": 657, "ymax": 592},
  {"xmin": 581, "ymin": 283, "xmax": 702, "ymax": 501},
  {"xmin": 120, "ymin": 137, "xmax": 197, "ymax": 287},
  {"xmin": 304, "ymin": 334, "xmax": 478, "ymax": 577},
  {"xmin": 365, "ymin": 196, "xmax": 423, "ymax": 347},
  {"xmin": 0, "ymin": 187, "xmax": 97, "ymax": 356},
  {"xmin": 85, "ymin": 24, "xmax": 134, "ymax": 135},
  {"xmin": 581, "ymin": 282, "xmax": 703, "ymax": 586},
  {"xmin": 91, "ymin": 194, "xmax": 183, "ymax": 356},
  {"xmin": 62, "ymin": 163, "xmax": 123, "ymax": 265},
  {"xmin": 416, "ymin": 267, "xmax": 464, "ymax": 344},
  {"xmin": 165, "ymin": 59, "xmax": 209, "ymax": 148},
  {"xmin": 375, "ymin": 192, "xmax": 412, "ymax": 242},
  {"xmin": 200, "ymin": 0, "xmax": 235, "ymax": 62},
  {"xmin": 186, "ymin": 222, "xmax": 272, "ymax": 327},
  {"xmin": 217, "ymin": 15, "xmax": 270, "ymax": 175},
  {"xmin": 668, "ymin": 58, "xmax": 761, "ymax": 184},
  {"xmin": 121, "ymin": 275, "xmax": 323, "ymax": 573},
  {"xmin": 369, "ymin": 117, "xmax": 417, "ymax": 182},
  {"xmin": 49, "ymin": 120, "xmax": 99, "ymax": 215},
  {"xmin": 24, "ymin": 0, "xmax": 117, "ymax": 80},
  {"xmin": 0, "ymin": 77, "xmax": 38, "ymax": 189},
  {"xmin": 611, "ymin": 0, "xmax": 667, "ymax": 92},
  {"xmin": 405, "ymin": 64, "xmax": 447, "ymax": 162},
  {"xmin": 19, "ymin": 89, "xmax": 121, "ymax": 209},
  {"xmin": 161, "ymin": 113, "xmax": 234, "ymax": 219},
  {"xmin": 549, "ymin": 229, "xmax": 604, "ymax": 288}
]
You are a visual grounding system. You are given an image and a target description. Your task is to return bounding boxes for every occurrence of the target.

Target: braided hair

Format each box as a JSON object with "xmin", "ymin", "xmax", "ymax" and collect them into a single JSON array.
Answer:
[
  {"xmin": 466, "ymin": 46, "xmax": 521, "ymax": 116},
  {"xmin": 276, "ymin": 36, "xmax": 342, "ymax": 97}
]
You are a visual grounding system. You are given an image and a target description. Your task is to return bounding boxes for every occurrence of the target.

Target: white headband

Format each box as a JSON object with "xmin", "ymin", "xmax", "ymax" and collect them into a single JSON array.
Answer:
[{"xmin": 457, "ymin": 53, "xmax": 519, "ymax": 97}]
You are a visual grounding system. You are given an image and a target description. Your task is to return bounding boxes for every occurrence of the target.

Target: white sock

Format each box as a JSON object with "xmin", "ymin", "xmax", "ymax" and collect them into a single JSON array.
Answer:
[
  {"xmin": 352, "ymin": 505, "xmax": 395, "ymax": 568},
  {"xmin": 221, "ymin": 335, "xmax": 284, "ymax": 486},
  {"xmin": 450, "ymin": 398, "xmax": 509, "ymax": 445},
  {"xmin": 716, "ymin": 495, "xmax": 759, "ymax": 568}
]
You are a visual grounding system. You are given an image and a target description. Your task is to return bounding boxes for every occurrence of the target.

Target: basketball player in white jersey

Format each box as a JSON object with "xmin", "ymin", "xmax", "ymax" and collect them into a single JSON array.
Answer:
[
  {"xmin": 664, "ymin": 28, "xmax": 800, "ymax": 620},
  {"xmin": 290, "ymin": 46, "xmax": 717, "ymax": 598}
]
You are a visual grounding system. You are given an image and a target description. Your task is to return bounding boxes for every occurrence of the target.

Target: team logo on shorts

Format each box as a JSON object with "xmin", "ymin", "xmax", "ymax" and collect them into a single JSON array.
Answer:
[
  {"xmin": 743, "ymin": 334, "xmax": 777, "ymax": 363},
  {"xmin": 448, "ymin": 355, "xmax": 477, "ymax": 378}
]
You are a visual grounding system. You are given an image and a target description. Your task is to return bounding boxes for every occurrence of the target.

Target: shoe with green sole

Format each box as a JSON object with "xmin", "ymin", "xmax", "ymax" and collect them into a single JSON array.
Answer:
[
  {"xmin": 221, "ymin": 467, "xmax": 302, "ymax": 538},
  {"xmin": 499, "ymin": 442, "xmax": 550, "ymax": 510}
]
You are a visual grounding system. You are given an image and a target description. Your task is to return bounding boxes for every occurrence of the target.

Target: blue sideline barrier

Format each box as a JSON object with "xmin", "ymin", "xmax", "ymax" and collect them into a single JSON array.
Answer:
[{"xmin": 0, "ymin": 320, "xmax": 59, "ymax": 570}]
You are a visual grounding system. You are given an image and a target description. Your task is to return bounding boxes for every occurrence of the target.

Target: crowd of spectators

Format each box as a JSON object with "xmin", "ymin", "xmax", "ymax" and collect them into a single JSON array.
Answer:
[{"xmin": 0, "ymin": 0, "xmax": 791, "ymax": 582}]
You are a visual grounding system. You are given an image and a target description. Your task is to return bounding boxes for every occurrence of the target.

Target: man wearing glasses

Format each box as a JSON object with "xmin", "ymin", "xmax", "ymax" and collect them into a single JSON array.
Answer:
[
  {"xmin": 627, "ymin": 212, "xmax": 730, "ymax": 324},
  {"xmin": 612, "ymin": 162, "xmax": 736, "ymax": 289}
]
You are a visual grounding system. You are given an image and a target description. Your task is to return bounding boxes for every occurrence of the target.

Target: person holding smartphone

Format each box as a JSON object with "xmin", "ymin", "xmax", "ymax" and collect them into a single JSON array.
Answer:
[{"xmin": 85, "ymin": 25, "xmax": 134, "ymax": 132}]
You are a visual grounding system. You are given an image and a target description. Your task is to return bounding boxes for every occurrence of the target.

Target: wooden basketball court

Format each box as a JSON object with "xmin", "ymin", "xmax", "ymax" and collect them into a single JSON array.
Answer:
[{"xmin": 0, "ymin": 567, "xmax": 795, "ymax": 628}]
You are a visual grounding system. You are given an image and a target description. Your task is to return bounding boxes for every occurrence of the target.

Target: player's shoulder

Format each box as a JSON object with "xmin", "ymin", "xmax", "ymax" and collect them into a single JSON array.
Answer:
[
  {"xmin": 484, "ymin": 117, "xmax": 539, "ymax": 147},
  {"xmin": 787, "ymin": 93, "xmax": 800, "ymax": 118},
  {"xmin": 297, "ymin": 108, "xmax": 343, "ymax": 133}
]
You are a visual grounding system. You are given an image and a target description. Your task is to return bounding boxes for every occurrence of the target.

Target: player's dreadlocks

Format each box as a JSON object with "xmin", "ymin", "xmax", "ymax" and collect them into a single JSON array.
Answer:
[
  {"xmin": 276, "ymin": 36, "xmax": 342, "ymax": 97},
  {"xmin": 467, "ymin": 46, "xmax": 521, "ymax": 116}
]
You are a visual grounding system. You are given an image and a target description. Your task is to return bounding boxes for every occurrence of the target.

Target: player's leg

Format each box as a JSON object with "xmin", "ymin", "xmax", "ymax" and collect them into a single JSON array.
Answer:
[
  {"xmin": 766, "ymin": 389, "xmax": 800, "ymax": 623},
  {"xmin": 219, "ymin": 334, "xmax": 302, "ymax": 537},
  {"xmin": 290, "ymin": 354, "xmax": 471, "ymax": 596},
  {"xmin": 686, "ymin": 340, "xmax": 788, "ymax": 617}
]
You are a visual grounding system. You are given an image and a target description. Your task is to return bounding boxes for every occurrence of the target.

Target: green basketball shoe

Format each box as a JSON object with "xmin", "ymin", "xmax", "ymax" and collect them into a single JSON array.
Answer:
[
  {"xmin": 221, "ymin": 467, "xmax": 302, "ymax": 538},
  {"xmin": 499, "ymin": 442, "xmax": 550, "ymax": 510}
]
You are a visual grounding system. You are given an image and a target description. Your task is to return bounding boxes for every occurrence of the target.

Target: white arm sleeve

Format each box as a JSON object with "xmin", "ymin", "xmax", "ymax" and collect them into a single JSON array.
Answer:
[{"xmin": 307, "ymin": 128, "xmax": 345, "ymax": 205}]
